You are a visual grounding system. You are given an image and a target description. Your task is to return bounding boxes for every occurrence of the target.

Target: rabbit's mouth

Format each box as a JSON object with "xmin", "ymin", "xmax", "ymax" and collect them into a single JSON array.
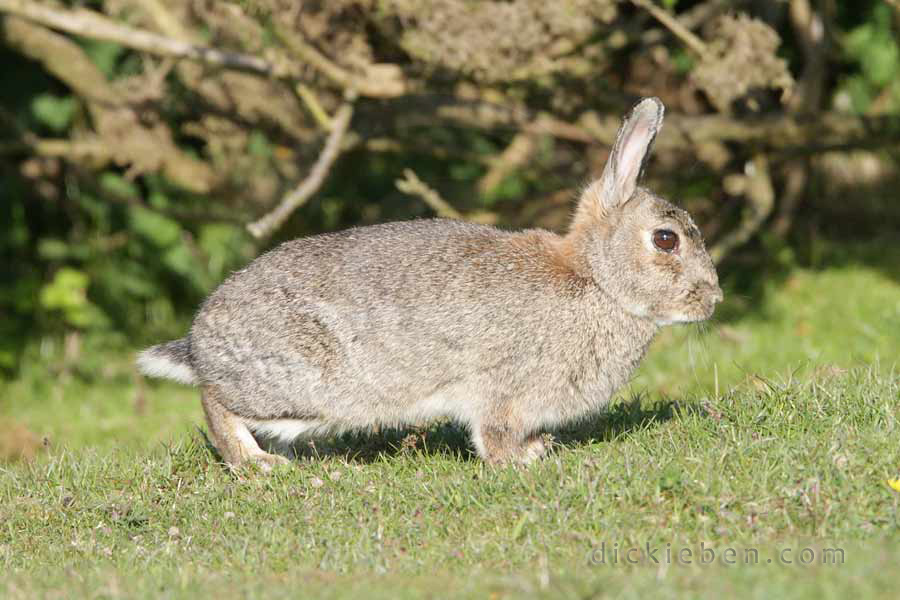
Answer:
[{"xmin": 655, "ymin": 284, "xmax": 723, "ymax": 325}]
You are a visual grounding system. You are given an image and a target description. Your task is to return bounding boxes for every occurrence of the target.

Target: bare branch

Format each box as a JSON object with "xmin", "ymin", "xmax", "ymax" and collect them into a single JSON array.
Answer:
[
  {"xmin": 772, "ymin": 160, "xmax": 808, "ymax": 237},
  {"xmin": 710, "ymin": 154, "xmax": 775, "ymax": 263},
  {"xmin": 0, "ymin": 137, "xmax": 109, "ymax": 161},
  {"xmin": 139, "ymin": 0, "xmax": 193, "ymax": 41},
  {"xmin": 0, "ymin": 0, "xmax": 411, "ymax": 101},
  {"xmin": 630, "ymin": 0, "xmax": 708, "ymax": 57},
  {"xmin": 398, "ymin": 95, "xmax": 900, "ymax": 153},
  {"xmin": 127, "ymin": 0, "xmax": 312, "ymax": 143},
  {"xmin": 271, "ymin": 21, "xmax": 406, "ymax": 98},
  {"xmin": 0, "ymin": 0, "xmax": 293, "ymax": 78},
  {"xmin": 2, "ymin": 15, "xmax": 216, "ymax": 193},
  {"xmin": 787, "ymin": 0, "xmax": 827, "ymax": 113},
  {"xmin": 247, "ymin": 101, "xmax": 355, "ymax": 239},
  {"xmin": 396, "ymin": 169, "xmax": 463, "ymax": 220},
  {"xmin": 477, "ymin": 132, "xmax": 536, "ymax": 195},
  {"xmin": 642, "ymin": 0, "xmax": 730, "ymax": 46},
  {"xmin": 294, "ymin": 83, "xmax": 333, "ymax": 130}
]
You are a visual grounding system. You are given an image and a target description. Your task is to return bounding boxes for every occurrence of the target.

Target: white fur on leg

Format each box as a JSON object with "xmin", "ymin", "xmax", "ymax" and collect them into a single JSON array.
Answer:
[
  {"xmin": 136, "ymin": 349, "xmax": 197, "ymax": 384},
  {"xmin": 244, "ymin": 418, "xmax": 327, "ymax": 444}
]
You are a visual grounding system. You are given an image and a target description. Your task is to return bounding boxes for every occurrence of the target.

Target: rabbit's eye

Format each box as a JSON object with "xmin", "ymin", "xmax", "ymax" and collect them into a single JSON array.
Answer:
[{"xmin": 652, "ymin": 229, "xmax": 679, "ymax": 252}]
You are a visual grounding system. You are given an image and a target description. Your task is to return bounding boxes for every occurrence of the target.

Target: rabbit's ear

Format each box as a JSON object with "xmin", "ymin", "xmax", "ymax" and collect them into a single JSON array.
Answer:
[{"xmin": 581, "ymin": 98, "xmax": 664, "ymax": 217}]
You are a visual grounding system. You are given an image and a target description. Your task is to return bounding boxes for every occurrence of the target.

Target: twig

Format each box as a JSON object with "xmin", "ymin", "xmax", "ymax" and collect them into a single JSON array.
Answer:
[
  {"xmin": 629, "ymin": 0, "xmax": 708, "ymax": 56},
  {"xmin": 771, "ymin": 0, "xmax": 825, "ymax": 237},
  {"xmin": 772, "ymin": 160, "xmax": 808, "ymax": 237},
  {"xmin": 642, "ymin": 0, "xmax": 729, "ymax": 46},
  {"xmin": 128, "ymin": 0, "xmax": 312, "ymax": 142},
  {"xmin": 0, "ymin": 0, "xmax": 409, "ymax": 99},
  {"xmin": 477, "ymin": 132, "xmax": 535, "ymax": 195},
  {"xmin": 0, "ymin": 137, "xmax": 109, "ymax": 160},
  {"xmin": 139, "ymin": 0, "xmax": 192, "ymax": 41},
  {"xmin": 271, "ymin": 21, "xmax": 406, "ymax": 98},
  {"xmin": 0, "ymin": 0, "xmax": 294, "ymax": 78},
  {"xmin": 272, "ymin": 23, "xmax": 359, "ymax": 92},
  {"xmin": 246, "ymin": 101, "xmax": 354, "ymax": 239},
  {"xmin": 787, "ymin": 0, "xmax": 827, "ymax": 113},
  {"xmin": 3, "ymin": 15, "xmax": 216, "ymax": 193},
  {"xmin": 430, "ymin": 96, "xmax": 900, "ymax": 152},
  {"xmin": 294, "ymin": 83, "xmax": 333, "ymax": 130},
  {"xmin": 395, "ymin": 169, "xmax": 463, "ymax": 219},
  {"xmin": 710, "ymin": 154, "xmax": 775, "ymax": 263}
]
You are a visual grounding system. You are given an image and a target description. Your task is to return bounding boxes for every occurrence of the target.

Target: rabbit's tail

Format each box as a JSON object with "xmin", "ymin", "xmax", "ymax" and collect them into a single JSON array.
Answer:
[{"xmin": 136, "ymin": 337, "xmax": 197, "ymax": 385}]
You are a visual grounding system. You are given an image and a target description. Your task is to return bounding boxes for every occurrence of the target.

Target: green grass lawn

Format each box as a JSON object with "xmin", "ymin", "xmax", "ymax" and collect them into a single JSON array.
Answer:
[{"xmin": 1, "ymin": 244, "xmax": 899, "ymax": 598}]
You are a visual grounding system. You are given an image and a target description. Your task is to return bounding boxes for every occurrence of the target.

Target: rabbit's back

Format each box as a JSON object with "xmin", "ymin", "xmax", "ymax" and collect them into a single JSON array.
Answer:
[{"xmin": 190, "ymin": 219, "xmax": 651, "ymax": 429}]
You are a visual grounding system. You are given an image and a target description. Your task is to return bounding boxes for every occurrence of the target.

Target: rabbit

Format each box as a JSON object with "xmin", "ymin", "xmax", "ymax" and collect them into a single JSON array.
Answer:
[{"xmin": 137, "ymin": 97, "xmax": 722, "ymax": 470}]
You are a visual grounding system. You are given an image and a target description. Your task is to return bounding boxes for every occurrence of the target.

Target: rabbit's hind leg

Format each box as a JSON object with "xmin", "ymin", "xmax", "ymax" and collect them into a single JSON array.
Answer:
[
  {"xmin": 244, "ymin": 418, "xmax": 326, "ymax": 460},
  {"xmin": 473, "ymin": 423, "xmax": 548, "ymax": 466},
  {"xmin": 521, "ymin": 434, "xmax": 549, "ymax": 462},
  {"xmin": 201, "ymin": 385, "xmax": 291, "ymax": 472}
]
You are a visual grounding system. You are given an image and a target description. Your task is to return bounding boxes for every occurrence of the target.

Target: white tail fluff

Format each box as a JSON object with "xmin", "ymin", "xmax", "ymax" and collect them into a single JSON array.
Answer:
[{"xmin": 136, "ymin": 339, "xmax": 197, "ymax": 385}]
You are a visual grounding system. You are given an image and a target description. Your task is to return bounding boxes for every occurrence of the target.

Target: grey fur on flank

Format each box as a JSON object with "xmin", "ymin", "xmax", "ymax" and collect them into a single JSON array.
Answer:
[{"xmin": 137, "ymin": 97, "xmax": 722, "ymax": 470}]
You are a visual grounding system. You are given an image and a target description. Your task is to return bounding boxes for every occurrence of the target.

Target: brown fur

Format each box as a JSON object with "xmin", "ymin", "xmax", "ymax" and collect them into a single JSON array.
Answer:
[
  {"xmin": 137, "ymin": 98, "xmax": 722, "ymax": 468},
  {"xmin": 201, "ymin": 386, "xmax": 290, "ymax": 470}
]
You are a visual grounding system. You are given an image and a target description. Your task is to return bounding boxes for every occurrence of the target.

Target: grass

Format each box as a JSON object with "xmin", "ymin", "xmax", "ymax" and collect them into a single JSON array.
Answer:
[
  {"xmin": 1, "ymin": 368, "xmax": 898, "ymax": 598},
  {"xmin": 1, "ymin": 241, "xmax": 899, "ymax": 598}
]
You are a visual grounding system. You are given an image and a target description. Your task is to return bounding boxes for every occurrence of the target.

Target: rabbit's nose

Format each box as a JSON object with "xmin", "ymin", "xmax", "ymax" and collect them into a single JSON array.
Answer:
[{"xmin": 696, "ymin": 281, "xmax": 723, "ymax": 304}]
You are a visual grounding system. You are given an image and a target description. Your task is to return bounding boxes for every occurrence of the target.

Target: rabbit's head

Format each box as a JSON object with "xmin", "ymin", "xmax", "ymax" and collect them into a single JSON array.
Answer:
[{"xmin": 569, "ymin": 98, "xmax": 722, "ymax": 325}]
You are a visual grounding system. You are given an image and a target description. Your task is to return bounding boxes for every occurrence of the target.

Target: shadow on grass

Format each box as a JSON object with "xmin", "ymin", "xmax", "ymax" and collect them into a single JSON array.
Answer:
[
  {"xmin": 198, "ymin": 393, "xmax": 692, "ymax": 468},
  {"xmin": 551, "ymin": 393, "xmax": 683, "ymax": 448}
]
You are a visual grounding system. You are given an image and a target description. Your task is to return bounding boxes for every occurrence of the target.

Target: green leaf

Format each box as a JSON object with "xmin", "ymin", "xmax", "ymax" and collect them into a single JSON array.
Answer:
[
  {"xmin": 99, "ymin": 172, "xmax": 139, "ymax": 200},
  {"xmin": 449, "ymin": 162, "xmax": 481, "ymax": 181},
  {"xmin": 31, "ymin": 94, "xmax": 77, "ymax": 132},
  {"xmin": 248, "ymin": 131, "xmax": 272, "ymax": 159},
  {"xmin": 0, "ymin": 277, "xmax": 40, "ymax": 314},
  {"xmin": 199, "ymin": 223, "xmax": 243, "ymax": 280},
  {"xmin": 844, "ymin": 23, "xmax": 873, "ymax": 58},
  {"xmin": 129, "ymin": 206, "xmax": 182, "ymax": 248},
  {"xmin": 844, "ymin": 6, "xmax": 900, "ymax": 87},
  {"xmin": 162, "ymin": 244, "xmax": 195, "ymax": 278},
  {"xmin": 39, "ymin": 268, "xmax": 106, "ymax": 328},
  {"xmin": 841, "ymin": 75, "xmax": 873, "ymax": 114},
  {"xmin": 81, "ymin": 40, "xmax": 125, "ymax": 77},
  {"xmin": 39, "ymin": 268, "xmax": 89, "ymax": 311},
  {"xmin": 37, "ymin": 238, "xmax": 71, "ymax": 261},
  {"xmin": 96, "ymin": 262, "xmax": 159, "ymax": 300},
  {"xmin": 485, "ymin": 174, "xmax": 526, "ymax": 205},
  {"xmin": 671, "ymin": 48, "xmax": 695, "ymax": 75},
  {"xmin": 862, "ymin": 40, "xmax": 899, "ymax": 86}
]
